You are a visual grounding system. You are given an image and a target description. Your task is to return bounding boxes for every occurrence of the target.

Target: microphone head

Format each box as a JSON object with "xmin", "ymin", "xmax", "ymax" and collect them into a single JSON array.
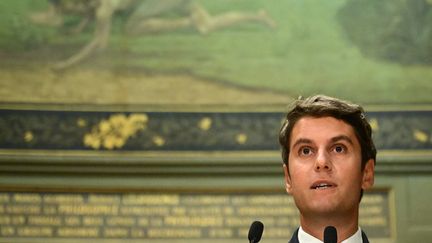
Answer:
[
  {"xmin": 248, "ymin": 221, "xmax": 264, "ymax": 243},
  {"xmin": 323, "ymin": 226, "xmax": 337, "ymax": 243}
]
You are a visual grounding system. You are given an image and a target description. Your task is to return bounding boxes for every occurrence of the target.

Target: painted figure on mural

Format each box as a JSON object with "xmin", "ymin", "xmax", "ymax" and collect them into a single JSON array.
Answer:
[
  {"xmin": 338, "ymin": 0, "xmax": 432, "ymax": 64},
  {"xmin": 29, "ymin": 0, "xmax": 276, "ymax": 69},
  {"xmin": 279, "ymin": 95, "xmax": 376, "ymax": 242}
]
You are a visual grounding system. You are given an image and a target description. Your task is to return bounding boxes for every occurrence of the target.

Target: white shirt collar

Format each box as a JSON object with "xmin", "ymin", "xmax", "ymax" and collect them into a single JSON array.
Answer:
[{"xmin": 298, "ymin": 226, "xmax": 363, "ymax": 243}]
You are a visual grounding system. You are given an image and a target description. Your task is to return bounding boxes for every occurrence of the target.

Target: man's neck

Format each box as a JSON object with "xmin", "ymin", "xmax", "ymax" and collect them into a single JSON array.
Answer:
[{"xmin": 299, "ymin": 212, "xmax": 359, "ymax": 242}]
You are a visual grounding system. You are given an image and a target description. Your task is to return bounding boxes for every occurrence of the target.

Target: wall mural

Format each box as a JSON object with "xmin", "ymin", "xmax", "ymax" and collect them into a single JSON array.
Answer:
[{"xmin": 0, "ymin": 0, "xmax": 431, "ymax": 106}]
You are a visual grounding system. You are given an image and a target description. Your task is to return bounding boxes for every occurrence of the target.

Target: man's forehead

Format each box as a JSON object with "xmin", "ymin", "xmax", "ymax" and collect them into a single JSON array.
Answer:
[{"xmin": 289, "ymin": 116, "xmax": 358, "ymax": 146}]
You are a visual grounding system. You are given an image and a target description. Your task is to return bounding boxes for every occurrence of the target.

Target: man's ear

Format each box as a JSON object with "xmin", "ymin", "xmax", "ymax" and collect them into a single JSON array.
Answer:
[
  {"xmin": 361, "ymin": 159, "xmax": 375, "ymax": 190},
  {"xmin": 283, "ymin": 164, "xmax": 292, "ymax": 194}
]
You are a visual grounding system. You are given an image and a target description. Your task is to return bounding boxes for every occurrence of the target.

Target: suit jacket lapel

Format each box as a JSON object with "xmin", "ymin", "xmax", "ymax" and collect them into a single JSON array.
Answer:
[
  {"xmin": 289, "ymin": 228, "xmax": 300, "ymax": 243},
  {"xmin": 361, "ymin": 230, "xmax": 369, "ymax": 243}
]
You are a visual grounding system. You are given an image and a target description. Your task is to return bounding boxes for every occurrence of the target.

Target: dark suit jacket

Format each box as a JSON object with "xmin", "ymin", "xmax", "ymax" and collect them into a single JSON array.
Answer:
[{"xmin": 288, "ymin": 228, "xmax": 370, "ymax": 243}]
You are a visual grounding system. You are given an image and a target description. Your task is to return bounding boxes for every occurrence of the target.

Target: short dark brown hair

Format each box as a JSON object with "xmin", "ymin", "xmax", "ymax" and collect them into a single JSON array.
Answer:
[{"xmin": 279, "ymin": 95, "xmax": 376, "ymax": 170}]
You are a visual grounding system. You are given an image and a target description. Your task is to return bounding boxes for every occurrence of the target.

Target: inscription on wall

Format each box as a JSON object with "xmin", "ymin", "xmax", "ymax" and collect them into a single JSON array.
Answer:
[{"xmin": 0, "ymin": 191, "xmax": 391, "ymax": 240}]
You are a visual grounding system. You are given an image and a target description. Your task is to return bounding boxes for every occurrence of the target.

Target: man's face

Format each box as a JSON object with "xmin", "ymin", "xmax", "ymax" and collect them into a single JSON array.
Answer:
[{"xmin": 283, "ymin": 116, "xmax": 374, "ymax": 218}]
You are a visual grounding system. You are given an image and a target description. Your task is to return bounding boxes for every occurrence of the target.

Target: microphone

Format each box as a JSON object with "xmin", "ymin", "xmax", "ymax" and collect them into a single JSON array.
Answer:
[
  {"xmin": 248, "ymin": 221, "xmax": 264, "ymax": 243},
  {"xmin": 323, "ymin": 226, "xmax": 337, "ymax": 243}
]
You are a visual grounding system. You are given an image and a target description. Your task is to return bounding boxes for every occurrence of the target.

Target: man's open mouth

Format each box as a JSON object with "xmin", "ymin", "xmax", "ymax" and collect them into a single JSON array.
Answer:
[{"xmin": 311, "ymin": 183, "xmax": 335, "ymax": 190}]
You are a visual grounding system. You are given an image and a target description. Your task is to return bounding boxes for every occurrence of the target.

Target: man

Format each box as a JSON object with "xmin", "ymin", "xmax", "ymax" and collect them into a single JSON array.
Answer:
[{"xmin": 279, "ymin": 95, "xmax": 376, "ymax": 243}]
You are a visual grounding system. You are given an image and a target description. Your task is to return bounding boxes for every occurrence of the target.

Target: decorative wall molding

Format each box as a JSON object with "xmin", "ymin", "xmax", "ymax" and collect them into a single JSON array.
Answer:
[
  {"xmin": 0, "ymin": 107, "xmax": 431, "ymax": 176},
  {"xmin": 1, "ymin": 108, "xmax": 431, "ymax": 151}
]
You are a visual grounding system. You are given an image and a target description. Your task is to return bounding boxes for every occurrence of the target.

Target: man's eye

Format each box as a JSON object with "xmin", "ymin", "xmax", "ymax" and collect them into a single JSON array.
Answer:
[
  {"xmin": 333, "ymin": 145, "xmax": 346, "ymax": 153},
  {"xmin": 300, "ymin": 147, "xmax": 312, "ymax": 155}
]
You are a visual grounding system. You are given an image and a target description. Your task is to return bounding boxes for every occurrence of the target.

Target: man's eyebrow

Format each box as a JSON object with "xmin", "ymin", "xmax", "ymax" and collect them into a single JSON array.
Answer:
[
  {"xmin": 291, "ymin": 136, "xmax": 354, "ymax": 149},
  {"xmin": 291, "ymin": 138, "xmax": 313, "ymax": 149},
  {"xmin": 331, "ymin": 135, "xmax": 354, "ymax": 145}
]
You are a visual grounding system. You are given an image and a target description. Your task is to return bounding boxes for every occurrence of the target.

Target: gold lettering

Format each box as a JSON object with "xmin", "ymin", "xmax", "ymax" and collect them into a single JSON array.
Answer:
[
  {"xmin": 209, "ymin": 229, "xmax": 233, "ymax": 238},
  {"xmin": 362, "ymin": 195, "xmax": 384, "ymax": 204},
  {"xmin": 103, "ymin": 228, "xmax": 129, "ymax": 238},
  {"xmin": 265, "ymin": 228, "xmax": 291, "ymax": 238},
  {"xmin": 276, "ymin": 217, "xmax": 291, "ymax": 226},
  {"xmin": 225, "ymin": 217, "xmax": 276, "ymax": 227},
  {"xmin": 83, "ymin": 216, "xmax": 103, "ymax": 226},
  {"xmin": 182, "ymin": 196, "xmax": 229, "ymax": 205},
  {"xmin": 148, "ymin": 228, "xmax": 201, "ymax": 238},
  {"xmin": 13, "ymin": 193, "xmax": 41, "ymax": 203},
  {"xmin": 1, "ymin": 226, "xmax": 14, "ymax": 236},
  {"xmin": 43, "ymin": 206, "xmax": 57, "ymax": 214},
  {"xmin": 225, "ymin": 217, "xmax": 251, "ymax": 227},
  {"xmin": 0, "ymin": 193, "xmax": 9, "ymax": 202},
  {"xmin": 44, "ymin": 194, "xmax": 84, "ymax": 204},
  {"xmin": 150, "ymin": 218, "xmax": 163, "ymax": 226},
  {"xmin": 237, "ymin": 228, "xmax": 249, "ymax": 238},
  {"xmin": 88, "ymin": 194, "xmax": 120, "ymax": 204},
  {"xmin": 106, "ymin": 217, "xmax": 135, "ymax": 226},
  {"xmin": 5, "ymin": 205, "xmax": 40, "ymax": 214},
  {"xmin": 138, "ymin": 218, "xmax": 149, "ymax": 226},
  {"xmin": 0, "ymin": 216, "xmax": 10, "ymax": 224},
  {"xmin": 64, "ymin": 216, "xmax": 81, "ymax": 226},
  {"xmin": 231, "ymin": 197, "xmax": 247, "ymax": 205},
  {"xmin": 237, "ymin": 206, "xmax": 296, "ymax": 215},
  {"xmin": 131, "ymin": 228, "xmax": 145, "ymax": 238},
  {"xmin": 291, "ymin": 217, "xmax": 300, "ymax": 226},
  {"xmin": 164, "ymin": 216, "xmax": 223, "ymax": 227},
  {"xmin": 247, "ymin": 195, "xmax": 294, "ymax": 205},
  {"xmin": 11, "ymin": 216, "xmax": 25, "ymax": 225},
  {"xmin": 171, "ymin": 206, "xmax": 186, "ymax": 215},
  {"xmin": 120, "ymin": 206, "xmax": 169, "ymax": 215},
  {"xmin": 57, "ymin": 227, "xmax": 99, "ymax": 237},
  {"xmin": 360, "ymin": 206, "xmax": 383, "ymax": 215},
  {"xmin": 123, "ymin": 194, "xmax": 179, "ymax": 205},
  {"xmin": 360, "ymin": 216, "xmax": 387, "ymax": 226},
  {"xmin": 188, "ymin": 206, "xmax": 221, "ymax": 215},
  {"xmin": 17, "ymin": 227, "xmax": 52, "ymax": 237},
  {"xmin": 0, "ymin": 192, "xmax": 390, "ymax": 240},
  {"xmin": 223, "ymin": 206, "xmax": 234, "ymax": 215},
  {"xmin": 58, "ymin": 205, "xmax": 118, "ymax": 215},
  {"xmin": 28, "ymin": 216, "xmax": 61, "ymax": 226}
]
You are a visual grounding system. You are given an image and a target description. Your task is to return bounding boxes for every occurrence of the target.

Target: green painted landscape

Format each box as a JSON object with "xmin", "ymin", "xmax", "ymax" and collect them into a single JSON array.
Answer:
[{"xmin": 0, "ymin": 0, "xmax": 431, "ymax": 106}]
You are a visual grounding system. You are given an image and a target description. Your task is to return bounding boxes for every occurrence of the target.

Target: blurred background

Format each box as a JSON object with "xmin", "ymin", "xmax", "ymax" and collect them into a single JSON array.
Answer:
[{"xmin": 0, "ymin": 0, "xmax": 431, "ymax": 242}]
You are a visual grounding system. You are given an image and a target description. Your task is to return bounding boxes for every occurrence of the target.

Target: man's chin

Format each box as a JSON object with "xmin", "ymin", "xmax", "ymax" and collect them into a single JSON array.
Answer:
[
  {"xmin": 300, "ymin": 202, "xmax": 359, "ymax": 220},
  {"xmin": 300, "ymin": 203, "xmax": 341, "ymax": 216}
]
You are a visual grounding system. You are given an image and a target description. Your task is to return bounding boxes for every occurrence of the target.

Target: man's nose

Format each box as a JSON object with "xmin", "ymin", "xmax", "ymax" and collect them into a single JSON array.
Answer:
[{"xmin": 314, "ymin": 150, "xmax": 332, "ymax": 171}]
